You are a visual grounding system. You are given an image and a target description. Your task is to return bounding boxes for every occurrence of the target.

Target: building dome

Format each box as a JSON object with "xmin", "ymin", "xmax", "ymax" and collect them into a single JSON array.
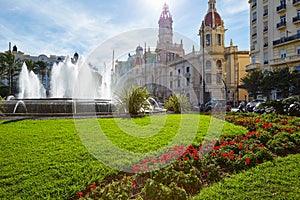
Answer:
[
  {"xmin": 204, "ymin": 11, "xmax": 222, "ymax": 27},
  {"xmin": 136, "ymin": 46, "xmax": 143, "ymax": 52}
]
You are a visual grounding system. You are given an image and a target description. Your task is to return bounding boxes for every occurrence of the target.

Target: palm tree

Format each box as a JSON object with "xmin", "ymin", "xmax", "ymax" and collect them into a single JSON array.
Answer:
[
  {"xmin": 0, "ymin": 50, "xmax": 21, "ymax": 95},
  {"xmin": 25, "ymin": 59, "xmax": 37, "ymax": 72},
  {"xmin": 35, "ymin": 60, "xmax": 48, "ymax": 85}
]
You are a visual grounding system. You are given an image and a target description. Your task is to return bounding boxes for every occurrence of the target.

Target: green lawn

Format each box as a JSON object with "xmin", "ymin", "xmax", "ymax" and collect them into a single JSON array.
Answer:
[
  {"xmin": 0, "ymin": 114, "xmax": 247, "ymax": 199},
  {"xmin": 193, "ymin": 154, "xmax": 300, "ymax": 200}
]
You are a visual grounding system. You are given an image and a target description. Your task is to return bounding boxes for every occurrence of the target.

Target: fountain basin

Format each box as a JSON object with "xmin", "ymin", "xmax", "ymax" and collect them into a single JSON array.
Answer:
[{"xmin": 1, "ymin": 98, "xmax": 115, "ymax": 116}]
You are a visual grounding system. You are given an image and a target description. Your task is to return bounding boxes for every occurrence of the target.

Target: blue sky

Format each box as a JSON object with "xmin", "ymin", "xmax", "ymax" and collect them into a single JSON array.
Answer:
[{"xmin": 0, "ymin": 0, "xmax": 249, "ymax": 57}]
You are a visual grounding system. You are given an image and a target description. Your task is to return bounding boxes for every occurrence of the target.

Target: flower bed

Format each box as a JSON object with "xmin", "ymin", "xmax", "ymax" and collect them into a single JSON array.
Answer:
[{"xmin": 76, "ymin": 114, "xmax": 300, "ymax": 199}]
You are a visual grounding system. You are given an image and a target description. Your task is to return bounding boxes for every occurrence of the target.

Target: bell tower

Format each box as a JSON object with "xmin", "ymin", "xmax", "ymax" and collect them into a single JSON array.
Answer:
[
  {"xmin": 199, "ymin": 0, "xmax": 226, "ymax": 53},
  {"xmin": 158, "ymin": 3, "xmax": 173, "ymax": 44}
]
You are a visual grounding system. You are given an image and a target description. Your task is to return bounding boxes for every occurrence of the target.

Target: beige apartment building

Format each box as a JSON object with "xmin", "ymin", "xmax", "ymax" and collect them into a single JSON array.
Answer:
[{"xmin": 248, "ymin": 0, "xmax": 300, "ymax": 73}]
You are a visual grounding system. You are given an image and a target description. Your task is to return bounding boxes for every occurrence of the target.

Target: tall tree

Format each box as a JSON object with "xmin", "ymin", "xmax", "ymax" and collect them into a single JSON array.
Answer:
[
  {"xmin": 25, "ymin": 59, "xmax": 37, "ymax": 72},
  {"xmin": 35, "ymin": 60, "xmax": 48, "ymax": 85},
  {"xmin": 291, "ymin": 70, "xmax": 300, "ymax": 95},
  {"xmin": 0, "ymin": 51, "xmax": 21, "ymax": 95},
  {"xmin": 241, "ymin": 70, "xmax": 264, "ymax": 99},
  {"xmin": 272, "ymin": 68, "xmax": 292, "ymax": 98}
]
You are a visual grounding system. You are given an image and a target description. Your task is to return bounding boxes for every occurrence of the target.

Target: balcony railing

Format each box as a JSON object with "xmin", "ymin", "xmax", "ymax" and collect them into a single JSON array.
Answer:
[
  {"xmin": 252, "ymin": 2, "xmax": 257, "ymax": 8},
  {"xmin": 277, "ymin": 21, "xmax": 286, "ymax": 29},
  {"xmin": 263, "ymin": 10, "xmax": 268, "ymax": 16},
  {"xmin": 252, "ymin": 33, "xmax": 257, "ymax": 37},
  {"xmin": 273, "ymin": 33, "xmax": 300, "ymax": 46},
  {"xmin": 293, "ymin": 0, "xmax": 300, "ymax": 5},
  {"xmin": 270, "ymin": 55, "xmax": 300, "ymax": 66},
  {"xmin": 264, "ymin": 61, "xmax": 269, "ymax": 65},
  {"xmin": 246, "ymin": 63, "xmax": 261, "ymax": 72},
  {"xmin": 264, "ymin": 43, "xmax": 268, "ymax": 47},
  {"xmin": 277, "ymin": 4, "xmax": 286, "ymax": 12},
  {"xmin": 252, "ymin": 18, "xmax": 257, "ymax": 23},
  {"xmin": 293, "ymin": 15, "xmax": 300, "ymax": 23},
  {"xmin": 263, "ymin": 26, "xmax": 268, "ymax": 32}
]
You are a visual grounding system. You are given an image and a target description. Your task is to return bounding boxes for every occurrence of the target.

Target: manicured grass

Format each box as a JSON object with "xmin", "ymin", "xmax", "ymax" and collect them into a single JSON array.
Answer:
[
  {"xmin": 193, "ymin": 154, "xmax": 300, "ymax": 200},
  {"xmin": 0, "ymin": 114, "xmax": 247, "ymax": 199}
]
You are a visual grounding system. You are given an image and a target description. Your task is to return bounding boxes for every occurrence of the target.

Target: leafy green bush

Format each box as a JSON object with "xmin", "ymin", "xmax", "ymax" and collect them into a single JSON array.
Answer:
[
  {"xmin": 0, "ymin": 85, "xmax": 9, "ymax": 97},
  {"xmin": 116, "ymin": 85, "xmax": 150, "ymax": 115},
  {"xmin": 143, "ymin": 179, "xmax": 188, "ymax": 200},
  {"xmin": 164, "ymin": 94, "xmax": 190, "ymax": 113}
]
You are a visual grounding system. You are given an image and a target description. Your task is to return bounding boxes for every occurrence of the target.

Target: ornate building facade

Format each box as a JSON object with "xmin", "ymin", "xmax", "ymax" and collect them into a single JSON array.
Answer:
[{"xmin": 113, "ymin": 1, "xmax": 250, "ymax": 106}]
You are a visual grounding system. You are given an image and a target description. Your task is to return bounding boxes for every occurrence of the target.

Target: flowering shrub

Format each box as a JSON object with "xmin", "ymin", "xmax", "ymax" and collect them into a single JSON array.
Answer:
[{"xmin": 77, "ymin": 114, "xmax": 300, "ymax": 199}]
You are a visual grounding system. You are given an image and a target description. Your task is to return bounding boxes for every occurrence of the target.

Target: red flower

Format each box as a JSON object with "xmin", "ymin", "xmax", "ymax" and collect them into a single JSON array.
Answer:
[
  {"xmin": 259, "ymin": 143, "xmax": 265, "ymax": 148},
  {"xmin": 184, "ymin": 157, "xmax": 189, "ymax": 161},
  {"xmin": 245, "ymin": 157, "xmax": 251, "ymax": 165},
  {"xmin": 229, "ymin": 140, "xmax": 234, "ymax": 145},
  {"xmin": 77, "ymin": 191, "xmax": 83, "ymax": 197},
  {"xmin": 130, "ymin": 180, "xmax": 135, "ymax": 186},
  {"xmin": 132, "ymin": 166, "xmax": 140, "ymax": 172},
  {"xmin": 255, "ymin": 119, "xmax": 260, "ymax": 123},
  {"xmin": 90, "ymin": 184, "xmax": 96, "ymax": 189},
  {"xmin": 256, "ymin": 132, "xmax": 261, "ymax": 137},
  {"xmin": 214, "ymin": 146, "xmax": 220, "ymax": 150},
  {"xmin": 121, "ymin": 179, "xmax": 125, "ymax": 183},
  {"xmin": 239, "ymin": 143, "xmax": 243, "ymax": 150}
]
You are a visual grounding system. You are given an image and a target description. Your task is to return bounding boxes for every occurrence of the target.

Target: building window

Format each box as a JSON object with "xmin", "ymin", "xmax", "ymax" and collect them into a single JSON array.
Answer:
[
  {"xmin": 217, "ymin": 34, "xmax": 221, "ymax": 45},
  {"xmin": 252, "ymin": 11, "xmax": 257, "ymax": 21},
  {"xmin": 252, "ymin": 26, "xmax": 257, "ymax": 37},
  {"xmin": 206, "ymin": 73, "xmax": 212, "ymax": 84},
  {"xmin": 297, "ymin": 46, "xmax": 300, "ymax": 54},
  {"xmin": 263, "ymin": 6, "xmax": 268, "ymax": 16},
  {"xmin": 186, "ymin": 66, "xmax": 190, "ymax": 73},
  {"xmin": 264, "ymin": 37, "xmax": 268, "ymax": 47},
  {"xmin": 280, "ymin": 15, "xmax": 286, "ymax": 24},
  {"xmin": 206, "ymin": 34, "xmax": 211, "ymax": 46},
  {"xmin": 170, "ymin": 81, "xmax": 173, "ymax": 89},
  {"xmin": 177, "ymin": 80, "xmax": 180, "ymax": 87},
  {"xmin": 264, "ymin": 52, "xmax": 269, "ymax": 64},
  {"xmin": 170, "ymin": 71, "xmax": 173, "ymax": 77},
  {"xmin": 263, "ymin": 22, "xmax": 268, "ymax": 32},
  {"xmin": 178, "ymin": 69, "xmax": 180, "ymax": 75},
  {"xmin": 206, "ymin": 60, "xmax": 211, "ymax": 70},
  {"xmin": 217, "ymin": 73, "xmax": 222, "ymax": 84},
  {"xmin": 280, "ymin": 49, "xmax": 286, "ymax": 58},
  {"xmin": 216, "ymin": 60, "xmax": 222, "ymax": 69},
  {"xmin": 186, "ymin": 77, "xmax": 190, "ymax": 86},
  {"xmin": 157, "ymin": 54, "xmax": 161, "ymax": 62}
]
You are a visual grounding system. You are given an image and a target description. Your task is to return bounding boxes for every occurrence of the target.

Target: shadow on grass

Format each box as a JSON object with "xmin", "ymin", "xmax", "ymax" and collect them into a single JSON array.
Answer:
[{"xmin": 1, "ymin": 117, "xmax": 38, "ymax": 124}]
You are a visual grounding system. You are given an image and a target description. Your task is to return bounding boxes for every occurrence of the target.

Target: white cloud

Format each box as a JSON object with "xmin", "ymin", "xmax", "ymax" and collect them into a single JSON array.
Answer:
[{"xmin": 0, "ymin": 0, "xmax": 250, "ymax": 56}]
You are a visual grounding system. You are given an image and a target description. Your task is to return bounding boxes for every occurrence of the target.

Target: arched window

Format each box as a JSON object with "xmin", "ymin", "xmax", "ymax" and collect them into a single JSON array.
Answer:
[
  {"xmin": 216, "ymin": 60, "xmax": 222, "ymax": 69},
  {"xmin": 206, "ymin": 60, "xmax": 211, "ymax": 70}
]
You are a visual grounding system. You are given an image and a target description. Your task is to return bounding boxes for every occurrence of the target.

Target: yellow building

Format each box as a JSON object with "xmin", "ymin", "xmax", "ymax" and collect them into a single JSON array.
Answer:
[{"xmin": 198, "ymin": 0, "xmax": 250, "ymax": 105}]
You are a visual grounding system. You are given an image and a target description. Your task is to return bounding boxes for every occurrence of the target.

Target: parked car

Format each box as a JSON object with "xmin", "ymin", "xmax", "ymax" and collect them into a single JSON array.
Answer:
[
  {"xmin": 204, "ymin": 99, "xmax": 230, "ymax": 112},
  {"xmin": 246, "ymin": 99, "xmax": 266, "ymax": 112}
]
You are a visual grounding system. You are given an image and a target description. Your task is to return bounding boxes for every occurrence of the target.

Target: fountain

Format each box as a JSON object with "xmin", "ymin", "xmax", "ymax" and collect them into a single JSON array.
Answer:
[{"xmin": 1, "ymin": 56, "xmax": 115, "ymax": 116}]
